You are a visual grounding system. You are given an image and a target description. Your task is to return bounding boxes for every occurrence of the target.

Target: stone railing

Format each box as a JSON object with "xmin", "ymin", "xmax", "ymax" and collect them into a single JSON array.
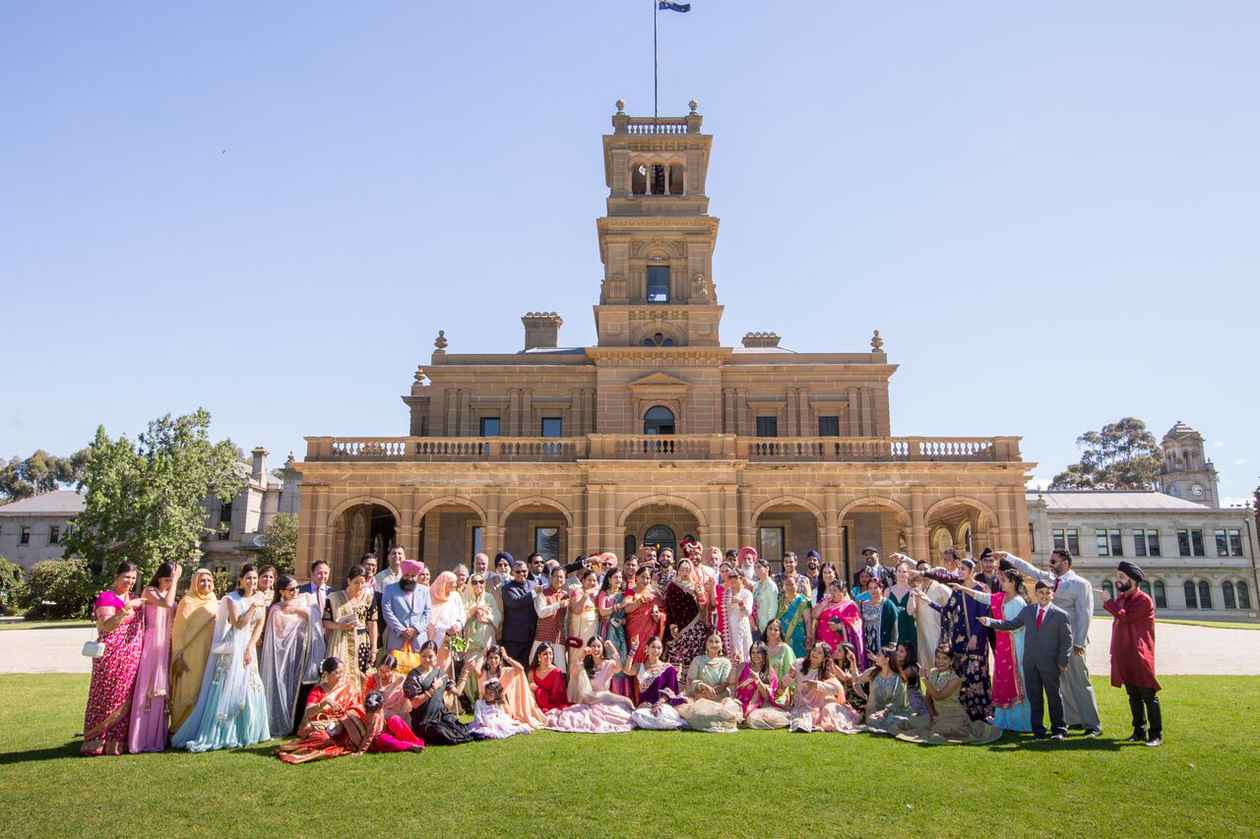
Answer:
[
  {"xmin": 306, "ymin": 435, "xmax": 1021, "ymax": 464},
  {"xmin": 613, "ymin": 114, "xmax": 703, "ymax": 135}
]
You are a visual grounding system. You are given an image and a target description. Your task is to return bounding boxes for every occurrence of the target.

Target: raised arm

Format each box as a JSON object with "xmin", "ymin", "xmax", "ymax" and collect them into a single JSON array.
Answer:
[
  {"xmin": 1001, "ymin": 553, "xmax": 1053, "ymax": 585},
  {"xmin": 982, "ymin": 608, "xmax": 1027, "ymax": 633},
  {"xmin": 1103, "ymin": 591, "xmax": 1152, "ymax": 624}
]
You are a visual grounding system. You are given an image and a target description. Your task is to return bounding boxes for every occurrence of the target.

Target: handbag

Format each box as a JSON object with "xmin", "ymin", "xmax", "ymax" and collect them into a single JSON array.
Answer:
[
  {"xmin": 81, "ymin": 639, "xmax": 105, "ymax": 659},
  {"xmin": 391, "ymin": 641, "xmax": 422, "ymax": 676}
]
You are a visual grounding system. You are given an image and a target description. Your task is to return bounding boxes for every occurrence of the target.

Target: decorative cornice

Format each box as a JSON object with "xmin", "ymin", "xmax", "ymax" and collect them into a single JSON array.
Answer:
[{"xmin": 586, "ymin": 346, "xmax": 733, "ymax": 367}]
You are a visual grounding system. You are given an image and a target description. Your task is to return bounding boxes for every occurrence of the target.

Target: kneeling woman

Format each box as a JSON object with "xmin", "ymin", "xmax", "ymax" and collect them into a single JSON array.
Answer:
[
  {"xmin": 546, "ymin": 638, "xmax": 635, "ymax": 734},
  {"xmin": 278, "ymin": 662, "xmax": 421, "ymax": 762},
  {"xmin": 172, "ymin": 564, "xmax": 271, "ymax": 752},
  {"xmin": 624, "ymin": 636, "xmax": 687, "ymax": 730},
  {"xmin": 403, "ymin": 641, "xmax": 478, "ymax": 745},
  {"xmin": 787, "ymin": 641, "xmax": 862, "ymax": 733},
  {"xmin": 678, "ymin": 633, "xmax": 743, "ymax": 733}
]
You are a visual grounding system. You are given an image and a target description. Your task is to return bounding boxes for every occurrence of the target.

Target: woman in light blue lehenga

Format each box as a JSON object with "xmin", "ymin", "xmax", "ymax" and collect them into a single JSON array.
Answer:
[{"xmin": 172, "ymin": 565, "xmax": 272, "ymax": 751}]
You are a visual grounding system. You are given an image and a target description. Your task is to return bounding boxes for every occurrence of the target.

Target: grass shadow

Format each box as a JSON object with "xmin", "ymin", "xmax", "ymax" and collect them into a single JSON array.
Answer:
[{"xmin": 0, "ymin": 740, "xmax": 82, "ymax": 765}]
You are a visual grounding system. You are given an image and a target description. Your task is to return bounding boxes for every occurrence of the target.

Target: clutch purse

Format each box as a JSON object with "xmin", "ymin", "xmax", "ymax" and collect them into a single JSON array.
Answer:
[{"xmin": 81, "ymin": 639, "xmax": 106, "ymax": 658}]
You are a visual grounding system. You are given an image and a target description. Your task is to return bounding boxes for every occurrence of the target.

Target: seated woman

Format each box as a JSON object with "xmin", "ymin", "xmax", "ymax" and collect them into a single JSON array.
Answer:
[
  {"xmin": 787, "ymin": 641, "xmax": 862, "ymax": 733},
  {"xmin": 856, "ymin": 644, "xmax": 910, "ymax": 733},
  {"xmin": 546, "ymin": 638, "xmax": 635, "ymax": 734},
  {"xmin": 831, "ymin": 642, "xmax": 866, "ymax": 715},
  {"xmin": 403, "ymin": 641, "xmax": 478, "ymax": 745},
  {"xmin": 469, "ymin": 680, "xmax": 534, "ymax": 740},
  {"xmin": 678, "ymin": 633, "xmax": 743, "ymax": 733},
  {"xmin": 735, "ymin": 642, "xmax": 789, "ymax": 729},
  {"xmin": 762, "ymin": 619, "xmax": 797, "ymax": 701},
  {"xmin": 866, "ymin": 661, "xmax": 930, "ymax": 736},
  {"xmin": 465, "ymin": 645, "xmax": 546, "ymax": 728},
  {"xmin": 362, "ymin": 654, "xmax": 410, "ymax": 721},
  {"xmin": 896, "ymin": 647, "xmax": 1003, "ymax": 745},
  {"xmin": 624, "ymin": 637, "xmax": 687, "ymax": 730},
  {"xmin": 529, "ymin": 644, "xmax": 570, "ymax": 713},
  {"xmin": 278, "ymin": 658, "xmax": 380, "ymax": 763}
]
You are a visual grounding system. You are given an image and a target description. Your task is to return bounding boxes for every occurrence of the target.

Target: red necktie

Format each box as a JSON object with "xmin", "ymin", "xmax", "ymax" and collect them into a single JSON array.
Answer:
[{"xmin": 1036, "ymin": 608, "xmax": 1045, "ymax": 629}]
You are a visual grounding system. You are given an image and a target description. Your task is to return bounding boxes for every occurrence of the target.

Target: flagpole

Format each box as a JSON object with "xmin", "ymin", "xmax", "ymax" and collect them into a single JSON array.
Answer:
[{"xmin": 653, "ymin": 0, "xmax": 659, "ymax": 120}]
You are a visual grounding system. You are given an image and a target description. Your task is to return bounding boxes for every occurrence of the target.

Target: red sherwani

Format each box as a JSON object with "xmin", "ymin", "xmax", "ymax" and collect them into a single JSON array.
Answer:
[{"xmin": 1102, "ymin": 588, "xmax": 1161, "ymax": 692}]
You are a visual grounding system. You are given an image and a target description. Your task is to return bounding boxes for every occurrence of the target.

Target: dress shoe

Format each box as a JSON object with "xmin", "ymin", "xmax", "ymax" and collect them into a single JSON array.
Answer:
[{"xmin": 1145, "ymin": 737, "xmax": 1162, "ymax": 747}]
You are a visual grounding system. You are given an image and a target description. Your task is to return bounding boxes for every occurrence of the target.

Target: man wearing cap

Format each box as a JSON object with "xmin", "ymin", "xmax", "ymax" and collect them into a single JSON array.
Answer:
[
  {"xmin": 381, "ymin": 558, "xmax": 432, "ymax": 657},
  {"xmin": 1099, "ymin": 561, "xmax": 1163, "ymax": 746},
  {"xmin": 854, "ymin": 546, "xmax": 889, "ymax": 589}
]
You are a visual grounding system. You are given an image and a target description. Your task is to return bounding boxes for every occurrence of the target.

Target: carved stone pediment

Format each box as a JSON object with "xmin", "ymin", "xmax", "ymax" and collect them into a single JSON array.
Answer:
[{"xmin": 628, "ymin": 370, "xmax": 691, "ymax": 398}]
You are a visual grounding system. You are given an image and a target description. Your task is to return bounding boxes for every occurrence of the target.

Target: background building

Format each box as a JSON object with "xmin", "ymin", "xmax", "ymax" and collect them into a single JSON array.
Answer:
[
  {"xmin": 295, "ymin": 102, "xmax": 1036, "ymax": 582},
  {"xmin": 0, "ymin": 491, "xmax": 83, "ymax": 569},
  {"xmin": 1027, "ymin": 422, "xmax": 1258, "ymax": 619}
]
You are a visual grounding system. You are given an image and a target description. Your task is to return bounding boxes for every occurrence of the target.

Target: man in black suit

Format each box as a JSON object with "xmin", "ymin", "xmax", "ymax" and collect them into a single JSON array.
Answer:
[{"xmin": 981, "ymin": 580, "xmax": 1073, "ymax": 739}]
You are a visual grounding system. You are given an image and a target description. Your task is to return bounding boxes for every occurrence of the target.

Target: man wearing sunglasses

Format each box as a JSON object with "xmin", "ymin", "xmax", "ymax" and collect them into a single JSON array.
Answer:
[{"xmin": 500, "ymin": 559, "xmax": 537, "ymax": 666}]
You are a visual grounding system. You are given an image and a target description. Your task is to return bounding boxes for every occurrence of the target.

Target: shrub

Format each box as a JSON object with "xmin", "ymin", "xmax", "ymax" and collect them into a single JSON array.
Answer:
[
  {"xmin": 0, "ymin": 557, "xmax": 25, "ymax": 616},
  {"xmin": 23, "ymin": 559, "xmax": 95, "ymax": 619}
]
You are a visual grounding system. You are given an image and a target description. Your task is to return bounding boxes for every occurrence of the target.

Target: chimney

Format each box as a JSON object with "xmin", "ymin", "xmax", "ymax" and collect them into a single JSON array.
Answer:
[
  {"xmin": 250, "ymin": 447, "xmax": 268, "ymax": 483},
  {"xmin": 741, "ymin": 331, "xmax": 781, "ymax": 349},
  {"xmin": 522, "ymin": 312, "xmax": 563, "ymax": 350}
]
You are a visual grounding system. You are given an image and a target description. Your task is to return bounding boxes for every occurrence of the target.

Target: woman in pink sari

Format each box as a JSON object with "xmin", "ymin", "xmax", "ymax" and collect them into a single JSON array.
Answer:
[
  {"xmin": 735, "ymin": 642, "xmax": 789, "ymax": 729},
  {"xmin": 127, "ymin": 561, "xmax": 182, "ymax": 752},
  {"xmin": 813, "ymin": 581, "xmax": 865, "ymax": 669},
  {"xmin": 81, "ymin": 561, "xmax": 146, "ymax": 755}
]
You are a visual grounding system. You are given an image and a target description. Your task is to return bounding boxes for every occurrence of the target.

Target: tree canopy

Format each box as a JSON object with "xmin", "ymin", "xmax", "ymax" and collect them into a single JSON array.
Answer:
[
  {"xmin": 0, "ymin": 450, "xmax": 88, "ymax": 502},
  {"xmin": 1050, "ymin": 417, "xmax": 1163, "ymax": 490},
  {"xmin": 61, "ymin": 409, "xmax": 247, "ymax": 582}
]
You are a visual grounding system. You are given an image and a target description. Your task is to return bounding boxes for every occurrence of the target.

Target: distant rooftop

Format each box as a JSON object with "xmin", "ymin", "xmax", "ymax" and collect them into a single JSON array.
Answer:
[
  {"xmin": 1026, "ymin": 489, "xmax": 1213, "ymax": 511},
  {"xmin": 0, "ymin": 490, "xmax": 85, "ymax": 516}
]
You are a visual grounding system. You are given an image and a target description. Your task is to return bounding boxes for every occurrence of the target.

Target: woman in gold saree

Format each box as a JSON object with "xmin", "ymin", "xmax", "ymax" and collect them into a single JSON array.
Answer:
[{"xmin": 167, "ymin": 568, "xmax": 218, "ymax": 735}]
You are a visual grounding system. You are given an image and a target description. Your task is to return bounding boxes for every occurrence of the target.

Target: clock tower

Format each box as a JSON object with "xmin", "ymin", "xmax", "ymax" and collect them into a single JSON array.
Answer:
[{"xmin": 1159, "ymin": 421, "xmax": 1220, "ymax": 507}]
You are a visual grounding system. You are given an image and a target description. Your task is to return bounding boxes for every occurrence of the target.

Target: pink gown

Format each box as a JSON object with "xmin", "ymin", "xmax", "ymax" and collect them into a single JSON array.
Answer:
[
  {"xmin": 545, "ymin": 660, "xmax": 636, "ymax": 734},
  {"xmin": 128, "ymin": 596, "xmax": 173, "ymax": 752}
]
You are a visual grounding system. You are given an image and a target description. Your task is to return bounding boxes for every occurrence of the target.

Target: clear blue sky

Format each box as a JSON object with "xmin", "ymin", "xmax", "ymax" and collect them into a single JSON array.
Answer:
[{"xmin": 2, "ymin": 2, "xmax": 1257, "ymax": 504}]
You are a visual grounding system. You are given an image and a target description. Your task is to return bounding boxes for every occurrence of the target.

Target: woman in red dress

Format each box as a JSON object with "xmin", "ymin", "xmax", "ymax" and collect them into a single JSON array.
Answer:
[
  {"xmin": 529, "ymin": 644, "xmax": 569, "ymax": 712},
  {"xmin": 623, "ymin": 566, "xmax": 664, "ymax": 667}
]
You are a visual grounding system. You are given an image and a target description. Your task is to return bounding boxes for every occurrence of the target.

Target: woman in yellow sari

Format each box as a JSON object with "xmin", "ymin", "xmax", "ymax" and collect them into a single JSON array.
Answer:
[
  {"xmin": 323, "ymin": 565, "xmax": 374, "ymax": 702},
  {"xmin": 168, "ymin": 568, "xmax": 218, "ymax": 735}
]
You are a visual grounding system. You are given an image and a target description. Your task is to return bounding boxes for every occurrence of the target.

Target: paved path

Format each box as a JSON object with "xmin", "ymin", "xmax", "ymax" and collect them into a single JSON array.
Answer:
[{"xmin": 0, "ymin": 619, "xmax": 1256, "ymax": 676}]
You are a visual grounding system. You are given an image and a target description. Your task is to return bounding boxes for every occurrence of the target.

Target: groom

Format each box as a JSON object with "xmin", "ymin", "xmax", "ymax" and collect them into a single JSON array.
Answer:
[{"xmin": 981, "ymin": 580, "xmax": 1073, "ymax": 739}]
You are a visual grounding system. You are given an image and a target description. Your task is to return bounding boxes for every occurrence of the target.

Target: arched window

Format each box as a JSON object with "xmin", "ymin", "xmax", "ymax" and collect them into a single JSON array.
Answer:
[
  {"xmin": 631, "ymin": 164, "xmax": 647, "ymax": 195},
  {"xmin": 1102, "ymin": 580, "xmax": 1114, "ymax": 600},
  {"xmin": 1223, "ymin": 581, "xmax": 1237, "ymax": 610},
  {"xmin": 643, "ymin": 524, "xmax": 676, "ymax": 557},
  {"xmin": 1198, "ymin": 580, "xmax": 1212, "ymax": 609},
  {"xmin": 1138, "ymin": 580, "xmax": 1151, "ymax": 596},
  {"xmin": 1238, "ymin": 581, "xmax": 1251, "ymax": 610},
  {"xmin": 641, "ymin": 332, "xmax": 675, "ymax": 347},
  {"xmin": 1183, "ymin": 580, "xmax": 1198, "ymax": 608},
  {"xmin": 1153, "ymin": 580, "xmax": 1167, "ymax": 609},
  {"xmin": 643, "ymin": 405, "xmax": 675, "ymax": 435},
  {"xmin": 651, "ymin": 164, "xmax": 667, "ymax": 195}
]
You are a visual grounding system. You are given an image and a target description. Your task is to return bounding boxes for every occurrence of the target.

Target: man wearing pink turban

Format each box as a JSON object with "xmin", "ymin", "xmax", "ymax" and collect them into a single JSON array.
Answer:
[{"xmin": 381, "ymin": 552, "xmax": 432, "ymax": 655}]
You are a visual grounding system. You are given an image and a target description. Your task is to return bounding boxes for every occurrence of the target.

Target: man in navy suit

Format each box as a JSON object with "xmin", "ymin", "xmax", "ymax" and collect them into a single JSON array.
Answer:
[
  {"xmin": 292, "ymin": 559, "xmax": 333, "ymax": 732},
  {"xmin": 981, "ymin": 580, "xmax": 1073, "ymax": 739}
]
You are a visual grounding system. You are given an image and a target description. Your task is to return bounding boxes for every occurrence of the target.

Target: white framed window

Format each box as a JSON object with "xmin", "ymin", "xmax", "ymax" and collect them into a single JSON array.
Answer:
[{"xmin": 1095, "ymin": 528, "xmax": 1122, "ymax": 557}]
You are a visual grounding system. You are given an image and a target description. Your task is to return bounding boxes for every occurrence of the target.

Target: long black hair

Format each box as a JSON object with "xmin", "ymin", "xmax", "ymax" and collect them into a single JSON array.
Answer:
[
  {"xmin": 582, "ymin": 636, "xmax": 604, "ymax": 678},
  {"xmin": 530, "ymin": 643, "xmax": 553, "ymax": 672},
  {"xmin": 236, "ymin": 563, "xmax": 257, "ymax": 596},
  {"xmin": 482, "ymin": 645, "xmax": 504, "ymax": 677},
  {"xmin": 147, "ymin": 561, "xmax": 176, "ymax": 590},
  {"xmin": 748, "ymin": 642, "xmax": 771, "ymax": 679},
  {"xmin": 802, "ymin": 640, "xmax": 833, "ymax": 674},
  {"xmin": 273, "ymin": 573, "xmax": 296, "ymax": 606}
]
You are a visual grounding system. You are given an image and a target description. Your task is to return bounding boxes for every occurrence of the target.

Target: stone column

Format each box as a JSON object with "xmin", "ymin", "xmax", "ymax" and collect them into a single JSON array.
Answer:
[
  {"xmin": 737, "ymin": 486, "xmax": 755, "ymax": 548},
  {"xmin": 585, "ymin": 485, "xmax": 603, "ymax": 554},
  {"xmin": 484, "ymin": 491, "xmax": 502, "ymax": 558},
  {"xmin": 909, "ymin": 487, "xmax": 930, "ymax": 565}
]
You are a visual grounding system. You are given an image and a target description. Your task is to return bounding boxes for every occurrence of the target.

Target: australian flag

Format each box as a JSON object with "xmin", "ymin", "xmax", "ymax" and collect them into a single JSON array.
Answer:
[{"xmin": 658, "ymin": 1, "xmax": 690, "ymax": 11}]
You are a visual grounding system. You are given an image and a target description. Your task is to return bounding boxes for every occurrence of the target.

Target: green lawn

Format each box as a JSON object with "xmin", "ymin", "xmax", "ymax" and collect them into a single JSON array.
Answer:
[
  {"xmin": 1, "ymin": 675, "xmax": 1257, "ymax": 839},
  {"xmin": 0, "ymin": 619, "xmax": 92, "ymax": 632}
]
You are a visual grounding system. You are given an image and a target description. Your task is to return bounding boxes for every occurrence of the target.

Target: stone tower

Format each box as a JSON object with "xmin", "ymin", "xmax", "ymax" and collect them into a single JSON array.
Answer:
[
  {"xmin": 1159, "ymin": 421, "xmax": 1220, "ymax": 507},
  {"xmin": 593, "ymin": 99, "xmax": 722, "ymax": 347}
]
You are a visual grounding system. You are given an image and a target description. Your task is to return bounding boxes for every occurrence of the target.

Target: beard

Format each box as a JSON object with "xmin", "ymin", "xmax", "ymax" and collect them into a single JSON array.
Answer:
[
  {"xmin": 399, "ymin": 578, "xmax": 417, "ymax": 592},
  {"xmin": 1116, "ymin": 579, "xmax": 1133, "ymax": 593}
]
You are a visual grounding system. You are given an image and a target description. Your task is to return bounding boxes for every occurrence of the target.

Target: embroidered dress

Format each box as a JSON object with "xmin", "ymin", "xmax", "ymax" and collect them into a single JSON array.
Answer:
[
  {"xmin": 776, "ymin": 595, "xmax": 811, "ymax": 658},
  {"xmin": 933, "ymin": 590, "xmax": 994, "ymax": 722},
  {"xmin": 663, "ymin": 581, "xmax": 707, "ymax": 672},
  {"xmin": 127, "ymin": 593, "xmax": 174, "ymax": 753},
  {"xmin": 81, "ymin": 591, "xmax": 144, "ymax": 755},
  {"xmin": 598, "ymin": 591, "xmax": 629, "ymax": 660}
]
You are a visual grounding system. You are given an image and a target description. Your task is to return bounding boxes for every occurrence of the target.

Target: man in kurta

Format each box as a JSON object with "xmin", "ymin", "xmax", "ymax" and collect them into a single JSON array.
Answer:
[
  {"xmin": 1099, "ymin": 561, "xmax": 1162, "ymax": 747},
  {"xmin": 1000, "ymin": 549, "xmax": 1102, "ymax": 736}
]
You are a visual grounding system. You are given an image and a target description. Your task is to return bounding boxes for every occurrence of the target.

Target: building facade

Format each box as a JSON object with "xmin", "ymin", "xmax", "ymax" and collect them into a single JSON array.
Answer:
[
  {"xmin": 0, "ymin": 448, "xmax": 300, "ymax": 573},
  {"xmin": 1027, "ymin": 490, "xmax": 1258, "ymax": 619},
  {"xmin": 0, "ymin": 491, "xmax": 83, "ymax": 570},
  {"xmin": 1158, "ymin": 421, "xmax": 1221, "ymax": 507},
  {"xmin": 294, "ymin": 102, "xmax": 1036, "ymax": 583}
]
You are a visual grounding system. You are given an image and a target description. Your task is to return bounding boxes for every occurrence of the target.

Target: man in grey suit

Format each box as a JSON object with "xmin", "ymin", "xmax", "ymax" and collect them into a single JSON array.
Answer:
[
  {"xmin": 981, "ymin": 580, "xmax": 1073, "ymax": 739},
  {"xmin": 998, "ymin": 549, "xmax": 1102, "ymax": 736}
]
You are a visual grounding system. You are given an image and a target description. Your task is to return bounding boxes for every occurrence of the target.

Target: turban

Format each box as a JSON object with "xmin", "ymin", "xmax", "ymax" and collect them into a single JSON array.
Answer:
[
  {"xmin": 805, "ymin": 549, "xmax": 821, "ymax": 560},
  {"xmin": 1117, "ymin": 561, "xmax": 1145, "ymax": 584},
  {"xmin": 738, "ymin": 546, "xmax": 758, "ymax": 564},
  {"xmin": 495, "ymin": 551, "xmax": 513, "ymax": 565},
  {"xmin": 400, "ymin": 559, "xmax": 423, "ymax": 576}
]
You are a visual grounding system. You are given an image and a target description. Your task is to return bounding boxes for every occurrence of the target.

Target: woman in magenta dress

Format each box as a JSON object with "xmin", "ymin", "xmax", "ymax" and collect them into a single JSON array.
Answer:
[
  {"xmin": 813, "ymin": 581, "xmax": 865, "ymax": 671},
  {"xmin": 735, "ymin": 642, "xmax": 789, "ymax": 729},
  {"xmin": 81, "ymin": 561, "xmax": 146, "ymax": 756},
  {"xmin": 529, "ymin": 643, "xmax": 569, "ymax": 712},
  {"xmin": 127, "ymin": 561, "xmax": 183, "ymax": 752}
]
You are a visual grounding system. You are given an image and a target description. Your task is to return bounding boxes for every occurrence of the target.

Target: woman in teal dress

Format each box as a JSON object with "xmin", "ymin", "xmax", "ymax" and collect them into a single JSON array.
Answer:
[
  {"xmin": 597, "ymin": 570, "xmax": 628, "ymax": 661},
  {"xmin": 172, "ymin": 565, "xmax": 271, "ymax": 752},
  {"xmin": 775, "ymin": 576, "xmax": 812, "ymax": 659},
  {"xmin": 678, "ymin": 634, "xmax": 742, "ymax": 733},
  {"xmin": 879, "ymin": 562, "xmax": 917, "ymax": 652}
]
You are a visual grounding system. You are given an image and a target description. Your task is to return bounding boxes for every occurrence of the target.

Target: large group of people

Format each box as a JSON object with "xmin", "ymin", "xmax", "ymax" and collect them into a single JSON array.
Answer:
[{"xmin": 79, "ymin": 538, "xmax": 1165, "ymax": 760}]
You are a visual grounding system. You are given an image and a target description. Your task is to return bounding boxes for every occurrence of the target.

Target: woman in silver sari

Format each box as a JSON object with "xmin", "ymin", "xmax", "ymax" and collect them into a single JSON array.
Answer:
[{"xmin": 260, "ymin": 575, "xmax": 313, "ymax": 737}]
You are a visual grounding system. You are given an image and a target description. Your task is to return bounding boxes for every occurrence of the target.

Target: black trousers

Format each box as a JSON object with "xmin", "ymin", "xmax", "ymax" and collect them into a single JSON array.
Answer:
[
  {"xmin": 294, "ymin": 682, "xmax": 316, "ymax": 735},
  {"xmin": 1025, "ymin": 662, "xmax": 1066, "ymax": 736},
  {"xmin": 502, "ymin": 638, "xmax": 533, "ymax": 668},
  {"xmin": 1126, "ymin": 685, "xmax": 1162, "ymax": 738}
]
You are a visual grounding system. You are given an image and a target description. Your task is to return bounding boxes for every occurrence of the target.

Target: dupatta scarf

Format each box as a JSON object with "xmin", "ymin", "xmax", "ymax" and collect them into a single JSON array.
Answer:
[
  {"xmin": 261, "ymin": 601, "xmax": 310, "ymax": 737},
  {"xmin": 988, "ymin": 592, "xmax": 1025, "ymax": 709},
  {"xmin": 777, "ymin": 595, "xmax": 810, "ymax": 657},
  {"xmin": 82, "ymin": 591, "xmax": 145, "ymax": 754},
  {"xmin": 168, "ymin": 574, "xmax": 218, "ymax": 734}
]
